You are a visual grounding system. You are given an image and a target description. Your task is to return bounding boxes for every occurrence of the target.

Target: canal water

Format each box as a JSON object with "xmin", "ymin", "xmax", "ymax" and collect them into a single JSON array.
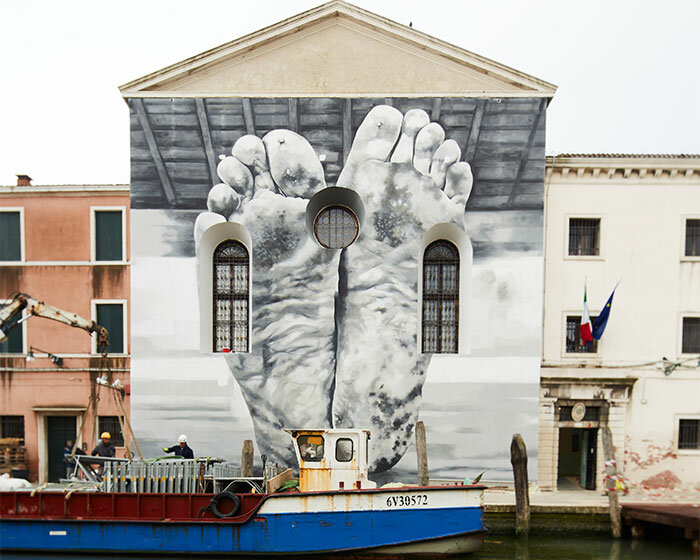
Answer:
[{"xmin": 2, "ymin": 536, "xmax": 695, "ymax": 560}]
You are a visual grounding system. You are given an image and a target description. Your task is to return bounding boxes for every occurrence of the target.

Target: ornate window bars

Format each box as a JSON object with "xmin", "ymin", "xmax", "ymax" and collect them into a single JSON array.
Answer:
[
  {"xmin": 422, "ymin": 240, "xmax": 459, "ymax": 353},
  {"xmin": 213, "ymin": 240, "xmax": 249, "ymax": 353}
]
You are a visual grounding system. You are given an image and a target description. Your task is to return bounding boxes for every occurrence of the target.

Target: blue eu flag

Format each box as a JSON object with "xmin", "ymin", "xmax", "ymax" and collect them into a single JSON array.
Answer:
[{"xmin": 592, "ymin": 290, "xmax": 615, "ymax": 340}]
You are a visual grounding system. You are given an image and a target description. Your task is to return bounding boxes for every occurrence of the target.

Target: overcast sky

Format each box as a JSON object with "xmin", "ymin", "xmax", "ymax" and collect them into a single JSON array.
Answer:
[{"xmin": 2, "ymin": 0, "xmax": 698, "ymax": 186}]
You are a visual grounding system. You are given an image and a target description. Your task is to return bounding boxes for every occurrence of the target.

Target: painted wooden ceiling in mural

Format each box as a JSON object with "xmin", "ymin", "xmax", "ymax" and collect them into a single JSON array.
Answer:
[{"xmin": 130, "ymin": 96, "xmax": 545, "ymax": 211}]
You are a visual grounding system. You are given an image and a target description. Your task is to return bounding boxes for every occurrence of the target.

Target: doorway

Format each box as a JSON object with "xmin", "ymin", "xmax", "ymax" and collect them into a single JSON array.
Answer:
[
  {"xmin": 558, "ymin": 427, "xmax": 597, "ymax": 490},
  {"xmin": 47, "ymin": 416, "xmax": 76, "ymax": 482}
]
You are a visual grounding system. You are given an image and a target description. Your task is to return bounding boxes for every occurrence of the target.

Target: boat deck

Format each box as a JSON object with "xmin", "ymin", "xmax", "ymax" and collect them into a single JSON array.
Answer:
[{"xmin": 0, "ymin": 490, "xmax": 265, "ymax": 523}]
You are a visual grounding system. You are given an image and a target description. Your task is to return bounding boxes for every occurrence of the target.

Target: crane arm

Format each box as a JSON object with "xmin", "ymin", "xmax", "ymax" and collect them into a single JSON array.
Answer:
[
  {"xmin": 0, "ymin": 297, "xmax": 26, "ymax": 338},
  {"xmin": 0, "ymin": 293, "xmax": 108, "ymax": 353}
]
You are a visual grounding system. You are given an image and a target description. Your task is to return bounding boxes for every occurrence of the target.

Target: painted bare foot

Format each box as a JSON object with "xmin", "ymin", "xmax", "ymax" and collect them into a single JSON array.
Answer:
[
  {"xmin": 334, "ymin": 106, "xmax": 473, "ymax": 471},
  {"xmin": 195, "ymin": 132, "xmax": 338, "ymax": 467}
]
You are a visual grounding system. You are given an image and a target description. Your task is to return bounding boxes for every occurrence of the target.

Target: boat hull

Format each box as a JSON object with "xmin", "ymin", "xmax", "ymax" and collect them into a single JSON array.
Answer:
[{"xmin": 0, "ymin": 486, "xmax": 485, "ymax": 556}]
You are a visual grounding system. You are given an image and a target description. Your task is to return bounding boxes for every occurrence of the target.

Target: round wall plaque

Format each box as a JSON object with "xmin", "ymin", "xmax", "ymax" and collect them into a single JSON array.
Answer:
[{"xmin": 571, "ymin": 402, "xmax": 587, "ymax": 422}]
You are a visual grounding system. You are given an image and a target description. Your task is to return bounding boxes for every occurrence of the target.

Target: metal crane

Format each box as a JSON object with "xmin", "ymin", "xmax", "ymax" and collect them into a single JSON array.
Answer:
[
  {"xmin": 0, "ymin": 292, "xmax": 142, "ymax": 460},
  {"xmin": 0, "ymin": 292, "xmax": 109, "ymax": 355}
]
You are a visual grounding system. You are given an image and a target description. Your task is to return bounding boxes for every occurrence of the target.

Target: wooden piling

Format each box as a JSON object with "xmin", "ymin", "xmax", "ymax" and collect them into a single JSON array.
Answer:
[
  {"xmin": 601, "ymin": 426, "xmax": 622, "ymax": 538},
  {"xmin": 510, "ymin": 433, "xmax": 530, "ymax": 536},
  {"xmin": 242, "ymin": 439, "xmax": 254, "ymax": 477},
  {"xmin": 416, "ymin": 421, "xmax": 429, "ymax": 486}
]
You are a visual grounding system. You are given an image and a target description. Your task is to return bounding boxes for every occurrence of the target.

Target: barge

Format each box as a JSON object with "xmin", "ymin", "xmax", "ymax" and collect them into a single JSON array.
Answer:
[{"xmin": 0, "ymin": 429, "xmax": 485, "ymax": 556}]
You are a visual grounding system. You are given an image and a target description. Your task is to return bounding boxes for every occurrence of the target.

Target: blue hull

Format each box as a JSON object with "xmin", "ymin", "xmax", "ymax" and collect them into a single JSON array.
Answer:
[{"xmin": 1, "ymin": 507, "xmax": 484, "ymax": 555}]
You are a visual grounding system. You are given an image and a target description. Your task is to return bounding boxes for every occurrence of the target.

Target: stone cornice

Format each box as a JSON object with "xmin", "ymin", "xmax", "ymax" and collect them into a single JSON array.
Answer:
[
  {"xmin": 545, "ymin": 155, "xmax": 700, "ymax": 183},
  {"xmin": 0, "ymin": 184, "xmax": 129, "ymax": 196},
  {"xmin": 541, "ymin": 375, "xmax": 638, "ymax": 387}
]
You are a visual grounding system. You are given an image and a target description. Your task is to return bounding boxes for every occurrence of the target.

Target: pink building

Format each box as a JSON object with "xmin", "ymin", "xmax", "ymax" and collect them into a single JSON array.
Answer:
[{"xmin": 0, "ymin": 176, "xmax": 131, "ymax": 482}]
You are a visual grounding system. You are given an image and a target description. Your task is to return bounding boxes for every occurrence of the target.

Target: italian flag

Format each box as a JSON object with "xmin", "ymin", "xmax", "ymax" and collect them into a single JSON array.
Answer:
[{"xmin": 580, "ymin": 285, "xmax": 593, "ymax": 345}]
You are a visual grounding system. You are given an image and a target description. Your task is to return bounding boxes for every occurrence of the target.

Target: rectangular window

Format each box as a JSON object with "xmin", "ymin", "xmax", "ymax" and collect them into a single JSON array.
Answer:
[
  {"xmin": 682, "ymin": 317, "xmax": 700, "ymax": 354},
  {"xmin": 98, "ymin": 416, "xmax": 124, "ymax": 447},
  {"xmin": 0, "ymin": 211, "xmax": 21, "ymax": 261},
  {"xmin": 678, "ymin": 419, "xmax": 699, "ymax": 450},
  {"xmin": 686, "ymin": 219, "xmax": 700, "ymax": 257},
  {"xmin": 94, "ymin": 210, "xmax": 123, "ymax": 261},
  {"xmin": 0, "ymin": 309, "xmax": 23, "ymax": 354},
  {"xmin": 96, "ymin": 303, "xmax": 124, "ymax": 354},
  {"xmin": 1, "ymin": 415, "xmax": 25, "ymax": 442},
  {"xmin": 566, "ymin": 316, "xmax": 598, "ymax": 353},
  {"xmin": 568, "ymin": 218, "xmax": 600, "ymax": 256}
]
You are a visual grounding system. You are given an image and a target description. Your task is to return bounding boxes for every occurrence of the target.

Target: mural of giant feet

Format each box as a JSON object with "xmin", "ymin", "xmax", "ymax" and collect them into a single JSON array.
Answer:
[
  {"xmin": 333, "ymin": 106, "xmax": 472, "ymax": 470},
  {"xmin": 195, "ymin": 105, "xmax": 472, "ymax": 471},
  {"xmin": 194, "ymin": 132, "xmax": 340, "ymax": 465}
]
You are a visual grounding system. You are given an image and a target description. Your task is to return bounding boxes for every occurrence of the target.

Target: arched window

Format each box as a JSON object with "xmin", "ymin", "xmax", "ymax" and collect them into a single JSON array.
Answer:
[
  {"xmin": 213, "ymin": 240, "xmax": 249, "ymax": 352},
  {"xmin": 422, "ymin": 240, "xmax": 459, "ymax": 353}
]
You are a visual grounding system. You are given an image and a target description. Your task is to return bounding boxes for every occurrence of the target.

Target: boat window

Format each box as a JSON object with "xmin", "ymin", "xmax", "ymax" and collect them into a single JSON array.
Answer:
[
  {"xmin": 336, "ymin": 438, "xmax": 353, "ymax": 462},
  {"xmin": 297, "ymin": 435, "xmax": 324, "ymax": 462}
]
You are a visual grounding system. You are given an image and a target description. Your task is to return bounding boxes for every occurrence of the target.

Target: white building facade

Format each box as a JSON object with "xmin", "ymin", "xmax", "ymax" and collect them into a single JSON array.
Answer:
[{"xmin": 539, "ymin": 155, "xmax": 700, "ymax": 491}]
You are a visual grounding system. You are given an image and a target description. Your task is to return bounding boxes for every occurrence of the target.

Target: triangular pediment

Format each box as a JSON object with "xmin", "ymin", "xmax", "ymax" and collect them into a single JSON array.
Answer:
[{"xmin": 120, "ymin": 1, "xmax": 555, "ymax": 97}]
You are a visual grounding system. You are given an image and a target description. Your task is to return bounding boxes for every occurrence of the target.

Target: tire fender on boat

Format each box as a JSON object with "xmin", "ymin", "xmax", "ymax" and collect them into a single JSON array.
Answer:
[{"xmin": 210, "ymin": 491, "xmax": 241, "ymax": 518}]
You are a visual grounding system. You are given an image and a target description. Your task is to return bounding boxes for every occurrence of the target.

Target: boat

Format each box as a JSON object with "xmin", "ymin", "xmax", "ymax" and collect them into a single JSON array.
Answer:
[{"xmin": 0, "ymin": 428, "xmax": 485, "ymax": 556}]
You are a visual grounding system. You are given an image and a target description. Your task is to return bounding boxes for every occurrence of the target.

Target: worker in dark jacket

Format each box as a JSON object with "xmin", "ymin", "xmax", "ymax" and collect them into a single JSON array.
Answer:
[
  {"xmin": 163, "ymin": 434, "xmax": 194, "ymax": 459},
  {"xmin": 91, "ymin": 432, "xmax": 116, "ymax": 457}
]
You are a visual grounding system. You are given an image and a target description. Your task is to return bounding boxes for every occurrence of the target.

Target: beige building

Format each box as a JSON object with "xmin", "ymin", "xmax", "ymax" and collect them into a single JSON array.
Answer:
[{"xmin": 538, "ymin": 154, "xmax": 700, "ymax": 491}]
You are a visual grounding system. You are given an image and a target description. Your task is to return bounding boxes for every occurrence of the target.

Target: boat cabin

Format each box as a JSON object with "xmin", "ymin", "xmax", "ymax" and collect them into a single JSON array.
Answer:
[{"xmin": 285, "ymin": 429, "xmax": 377, "ymax": 492}]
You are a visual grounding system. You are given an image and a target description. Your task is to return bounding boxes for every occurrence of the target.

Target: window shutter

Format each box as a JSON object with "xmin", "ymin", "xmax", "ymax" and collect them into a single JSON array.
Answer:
[
  {"xmin": 0, "ymin": 312, "xmax": 23, "ymax": 353},
  {"xmin": 95, "ymin": 211, "xmax": 122, "ymax": 261},
  {"xmin": 0, "ymin": 212, "xmax": 21, "ymax": 261},
  {"xmin": 97, "ymin": 304, "xmax": 124, "ymax": 353}
]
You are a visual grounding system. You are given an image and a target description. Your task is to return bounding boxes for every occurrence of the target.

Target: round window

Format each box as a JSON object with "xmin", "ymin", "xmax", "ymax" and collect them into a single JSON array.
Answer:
[{"xmin": 313, "ymin": 206, "xmax": 359, "ymax": 249}]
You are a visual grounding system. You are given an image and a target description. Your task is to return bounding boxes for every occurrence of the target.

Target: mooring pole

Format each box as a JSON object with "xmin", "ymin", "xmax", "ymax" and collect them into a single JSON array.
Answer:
[
  {"xmin": 242, "ymin": 439, "xmax": 254, "ymax": 477},
  {"xmin": 601, "ymin": 426, "xmax": 622, "ymax": 538},
  {"xmin": 510, "ymin": 433, "xmax": 530, "ymax": 536},
  {"xmin": 416, "ymin": 421, "xmax": 429, "ymax": 486}
]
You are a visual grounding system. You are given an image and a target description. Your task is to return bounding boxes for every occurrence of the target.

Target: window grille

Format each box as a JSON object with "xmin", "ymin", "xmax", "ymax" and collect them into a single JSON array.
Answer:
[
  {"xmin": 98, "ymin": 416, "xmax": 124, "ymax": 447},
  {"xmin": 0, "ymin": 211, "xmax": 21, "ymax": 261},
  {"xmin": 0, "ymin": 415, "xmax": 25, "ymax": 442},
  {"xmin": 566, "ymin": 316, "xmax": 598, "ymax": 353},
  {"xmin": 678, "ymin": 419, "xmax": 699, "ymax": 450},
  {"xmin": 682, "ymin": 317, "xmax": 700, "ymax": 354},
  {"xmin": 422, "ymin": 240, "xmax": 459, "ymax": 353},
  {"xmin": 686, "ymin": 219, "xmax": 700, "ymax": 257},
  {"xmin": 95, "ymin": 210, "xmax": 123, "ymax": 261},
  {"xmin": 313, "ymin": 206, "xmax": 359, "ymax": 249},
  {"xmin": 569, "ymin": 218, "xmax": 600, "ymax": 256},
  {"xmin": 213, "ymin": 240, "xmax": 249, "ymax": 353}
]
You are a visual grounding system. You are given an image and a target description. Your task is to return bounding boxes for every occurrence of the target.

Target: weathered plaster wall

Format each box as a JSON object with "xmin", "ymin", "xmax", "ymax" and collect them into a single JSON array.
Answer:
[{"xmin": 541, "ymin": 162, "xmax": 700, "ymax": 489}]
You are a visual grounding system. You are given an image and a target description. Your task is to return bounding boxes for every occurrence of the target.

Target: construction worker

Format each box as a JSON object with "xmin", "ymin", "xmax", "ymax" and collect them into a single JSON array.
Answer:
[
  {"xmin": 92, "ymin": 432, "xmax": 116, "ymax": 457},
  {"xmin": 163, "ymin": 434, "xmax": 194, "ymax": 459}
]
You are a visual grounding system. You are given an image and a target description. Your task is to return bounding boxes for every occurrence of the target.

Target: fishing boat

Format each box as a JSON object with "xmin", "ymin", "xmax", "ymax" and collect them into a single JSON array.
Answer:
[{"xmin": 0, "ymin": 429, "xmax": 485, "ymax": 556}]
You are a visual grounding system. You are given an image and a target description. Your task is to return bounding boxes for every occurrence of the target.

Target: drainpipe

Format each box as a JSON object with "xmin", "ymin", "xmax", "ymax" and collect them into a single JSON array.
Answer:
[{"xmin": 541, "ymin": 155, "xmax": 556, "ymax": 363}]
